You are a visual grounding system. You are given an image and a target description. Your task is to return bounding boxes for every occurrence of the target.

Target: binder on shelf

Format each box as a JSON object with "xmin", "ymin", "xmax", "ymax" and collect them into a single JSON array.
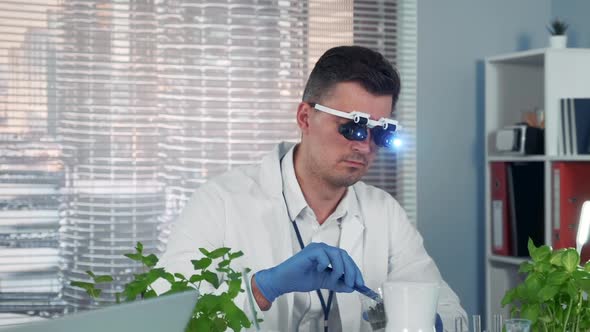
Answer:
[
  {"xmin": 490, "ymin": 162, "xmax": 511, "ymax": 255},
  {"xmin": 561, "ymin": 99, "xmax": 572, "ymax": 155},
  {"xmin": 552, "ymin": 162, "xmax": 590, "ymax": 249},
  {"xmin": 507, "ymin": 162, "xmax": 545, "ymax": 257},
  {"xmin": 560, "ymin": 98, "xmax": 590, "ymax": 155},
  {"xmin": 573, "ymin": 98, "xmax": 590, "ymax": 155}
]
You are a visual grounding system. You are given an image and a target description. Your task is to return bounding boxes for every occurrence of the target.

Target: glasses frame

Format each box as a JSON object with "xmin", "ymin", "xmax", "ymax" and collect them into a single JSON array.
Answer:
[{"xmin": 312, "ymin": 103, "xmax": 400, "ymax": 131}]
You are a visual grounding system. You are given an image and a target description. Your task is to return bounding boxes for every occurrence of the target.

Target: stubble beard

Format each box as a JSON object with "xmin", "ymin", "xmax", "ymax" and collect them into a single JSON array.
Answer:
[{"xmin": 313, "ymin": 160, "xmax": 366, "ymax": 189}]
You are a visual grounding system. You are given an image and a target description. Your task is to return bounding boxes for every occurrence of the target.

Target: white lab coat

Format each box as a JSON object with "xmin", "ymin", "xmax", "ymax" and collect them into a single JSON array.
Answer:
[{"xmin": 157, "ymin": 142, "xmax": 467, "ymax": 331}]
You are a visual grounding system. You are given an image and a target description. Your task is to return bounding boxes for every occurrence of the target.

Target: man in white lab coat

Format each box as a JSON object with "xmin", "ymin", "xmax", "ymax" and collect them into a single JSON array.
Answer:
[{"xmin": 157, "ymin": 46, "xmax": 467, "ymax": 331}]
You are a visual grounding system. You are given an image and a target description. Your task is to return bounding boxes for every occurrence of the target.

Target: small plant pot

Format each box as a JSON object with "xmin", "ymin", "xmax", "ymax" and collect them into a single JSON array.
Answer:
[{"xmin": 549, "ymin": 35, "xmax": 567, "ymax": 48}]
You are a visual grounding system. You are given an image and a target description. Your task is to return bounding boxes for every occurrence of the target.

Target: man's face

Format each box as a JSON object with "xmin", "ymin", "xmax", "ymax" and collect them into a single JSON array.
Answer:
[{"xmin": 297, "ymin": 81, "xmax": 393, "ymax": 188}]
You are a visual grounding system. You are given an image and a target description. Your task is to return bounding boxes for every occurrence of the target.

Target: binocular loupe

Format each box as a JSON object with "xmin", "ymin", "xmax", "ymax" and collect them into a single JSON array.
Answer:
[{"xmin": 312, "ymin": 103, "xmax": 401, "ymax": 149}]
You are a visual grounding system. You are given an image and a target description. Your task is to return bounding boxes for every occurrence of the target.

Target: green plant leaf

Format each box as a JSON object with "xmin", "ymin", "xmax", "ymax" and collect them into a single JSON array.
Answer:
[
  {"xmin": 574, "ymin": 276, "xmax": 590, "ymax": 292},
  {"xmin": 228, "ymin": 251, "xmax": 244, "ymax": 260},
  {"xmin": 86, "ymin": 271, "xmax": 96, "ymax": 278},
  {"xmin": 71, "ymin": 281, "xmax": 101, "ymax": 298},
  {"xmin": 547, "ymin": 270, "xmax": 569, "ymax": 286},
  {"xmin": 142, "ymin": 254, "xmax": 159, "ymax": 268},
  {"xmin": 562, "ymin": 249, "xmax": 580, "ymax": 272},
  {"xmin": 162, "ymin": 281, "xmax": 193, "ymax": 295},
  {"xmin": 191, "ymin": 257, "xmax": 212, "ymax": 270},
  {"xmin": 524, "ymin": 274, "xmax": 543, "ymax": 300},
  {"xmin": 548, "ymin": 18, "xmax": 568, "ymax": 35},
  {"xmin": 122, "ymin": 279, "xmax": 148, "ymax": 301},
  {"xmin": 209, "ymin": 247, "xmax": 231, "ymax": 259},
  {"xmin": 521, "ymin": 304, "xmax": 540, "ymax": 324},
  {"xmin": 227, "ymin": 279, "xmax": 242, "ymax": 298},
  {"xmin": 124, "ymin": 253, "xmax": 143, "ymax": 262},
  {"xmin": 162, "ymin": 271, "xmax": 176, "ymax": 284},
  {"xmin": 143, "ymin": 289, "xmax": 158, "ymax": 299},
  {"xmin": 573, "ymin": 269, "xmax": 590, "ymax": 280},
  {"xmin": 91, "ymin": 288, "xmax": 101, "ymax": 298},
  {"xmin": 527, "ymin": 238, "xmax": 539, "ymax": 258},
  {"xmin": 565, "ymin": 280, "xmax": 578, "ymax": 299},
  {"xmin": 174, "ymin": 273, "xmax": 186, "ymax": 280},
  {"xmin": 190, "ymin": 315, "xmax": 212, "ymax": 332},
  {"xmin": 93, "ymin": 275, "xmax": 114, "ymax": 283},
  {"xmin": 550, "ymin": 249, "xmax": 566, "ymax": 266},
  {"xmin": 515, "ymin": 283, "xmax": 528, "ymax": 301},
  {"xmin": 519, "ymin": 262, "xmax": 534, "ymax": 273},
  {"xmin": 222, "ymin": 296, "xmax": 251, "ymax": 331},
  {"xmin": 196, "ymin": 293, "xmax": 223, "ymax": 313},
  {"xmin": 144, "ymin": 268, "xmax": 172, "ymax": 285},
  {"xmin": 212, "ymin": 317, "xmax": 227, "ymax": 332},
  {"xmin": 198, "ymin": 248, "xmax": 210, "ymax": 257},
  {"xmin": 538, "ymin": 285, "xmax": 560, "ymax": 301},
  {"xmin": 535, "ymin": 262, "xmax": 553, "ymax": 274},
  {"xmin": 585, "ymin": 261, "xmax": 590, "ymax": 272},
  {"xmin": 501, "ymin": 288, "xmax": 516, "ymax": 307},
  {"xmin": 217, "ymin": 259, "xmax": 231, "ymax": 268},
  {"xmin": 70, "ymin": 281, "xmax": 92, "ymax": 289},
  {"xmin": 530, "ymin": 243, "xmax": 551, "ymax": 262},
  {"xmin": 189, "ymin": 274, "xmax": 204, "ymax": 283},
  {"xmin": 202, "ymin": 271, "xmax": 220, "ymax": 289},
  {"xmin": 216, "ymin": 267, "xmax": 230, "ymax": 274},
  {"xmin": 227, "ymin": 272, "xmax": 242, "ymax": 280},
  {"xmin": 136, "ymin": 242, "xmax": 143, "ymax": 254}
]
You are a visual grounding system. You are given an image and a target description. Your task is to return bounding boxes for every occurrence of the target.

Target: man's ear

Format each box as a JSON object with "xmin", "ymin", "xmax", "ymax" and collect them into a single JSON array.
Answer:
[{"xmin": 296, "ymin": 102, "xmax": 312, "ymax": 134}]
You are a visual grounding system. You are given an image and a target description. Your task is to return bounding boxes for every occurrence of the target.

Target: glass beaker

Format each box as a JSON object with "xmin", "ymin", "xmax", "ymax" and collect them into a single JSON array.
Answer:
[{"xmin": 359, "ymin": 288, "xmax": 386, "ymax": 331}]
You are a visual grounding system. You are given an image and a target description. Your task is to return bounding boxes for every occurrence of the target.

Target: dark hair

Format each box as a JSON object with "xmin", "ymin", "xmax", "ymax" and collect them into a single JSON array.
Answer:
[{"xmin": 302, "ymin": 46, "xmax": 401, "ymax": 112}]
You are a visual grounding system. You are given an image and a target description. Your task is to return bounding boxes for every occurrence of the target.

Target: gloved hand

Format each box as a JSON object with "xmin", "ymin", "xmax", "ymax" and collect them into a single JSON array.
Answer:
[{"xmin": 254, "ymin": 242, "xmax": 365, "ymax": 303}]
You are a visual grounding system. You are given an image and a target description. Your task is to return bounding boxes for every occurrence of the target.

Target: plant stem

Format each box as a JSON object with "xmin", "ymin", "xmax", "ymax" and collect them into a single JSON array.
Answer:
[
  {"xmin": 546, "ymin": 304, "xmax": 555, "ymax": 329},
  {"xmin": 574, "ymin": 294, "xmax": 583, "ymax": 332},
  {"xmin": 563, "ymin": 298, "xmax": 574, "ymax": 332}
]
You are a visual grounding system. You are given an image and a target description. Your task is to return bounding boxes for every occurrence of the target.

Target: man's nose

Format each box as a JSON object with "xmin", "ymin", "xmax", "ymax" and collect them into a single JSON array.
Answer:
[{"xmin": 351, "ymin": 135, "xmax": 372, "ymax": 154}]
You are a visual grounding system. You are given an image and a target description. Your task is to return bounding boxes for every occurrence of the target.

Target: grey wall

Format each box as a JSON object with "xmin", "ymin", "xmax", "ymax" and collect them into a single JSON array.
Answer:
[
  {"xmin": 416, "ymin": 0, "xmax": 551, "ymax": 320},
  {"xmin": 552, "ymin": 0, "xmax": 590, "ymax": 48}
]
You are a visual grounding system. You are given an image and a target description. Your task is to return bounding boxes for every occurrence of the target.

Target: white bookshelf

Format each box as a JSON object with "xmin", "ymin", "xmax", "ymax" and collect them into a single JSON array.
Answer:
[{"xmin": 484, "ymin": 48, "xmax": 590, "ymax": 329}]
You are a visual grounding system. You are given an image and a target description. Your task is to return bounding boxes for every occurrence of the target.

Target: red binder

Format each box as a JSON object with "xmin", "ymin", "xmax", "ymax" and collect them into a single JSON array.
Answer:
[
  {"xmin": 552, "ymin": 162, "xmax": 590, "ymax": 250},
  {"xmin": 491, "ymin": 162, "xmax": 511, "ymax": 255}
]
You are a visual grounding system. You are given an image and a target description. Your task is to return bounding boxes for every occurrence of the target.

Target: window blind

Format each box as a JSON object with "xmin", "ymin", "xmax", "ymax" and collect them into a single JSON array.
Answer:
[{"xmin": 0, "ymin": 0, "xmax": 417, "ymax": 322}]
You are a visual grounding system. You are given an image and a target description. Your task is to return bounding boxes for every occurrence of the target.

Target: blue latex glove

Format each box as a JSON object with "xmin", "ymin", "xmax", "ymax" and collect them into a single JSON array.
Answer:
[{"xmin": 254, "ymin": 242, "xmax": 365, "ymax": 302}]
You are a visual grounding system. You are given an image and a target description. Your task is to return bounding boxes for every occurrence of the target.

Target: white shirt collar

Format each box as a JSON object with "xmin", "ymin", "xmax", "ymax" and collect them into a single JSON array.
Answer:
[{"xmin": 280, "ymin": 144, "xmax": 360, "ymax": 223}]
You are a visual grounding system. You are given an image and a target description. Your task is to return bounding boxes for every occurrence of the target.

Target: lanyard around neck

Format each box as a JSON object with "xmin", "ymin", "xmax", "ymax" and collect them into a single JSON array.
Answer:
[{"xmin": 283, "ymin": 191, "xmax": 334, "ymax": 332}]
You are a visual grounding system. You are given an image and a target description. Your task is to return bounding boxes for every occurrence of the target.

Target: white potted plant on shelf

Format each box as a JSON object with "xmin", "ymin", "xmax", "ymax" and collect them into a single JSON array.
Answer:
[{"xmin": 547, "ymin": 18, "xmax": 569, "ymax": 49}]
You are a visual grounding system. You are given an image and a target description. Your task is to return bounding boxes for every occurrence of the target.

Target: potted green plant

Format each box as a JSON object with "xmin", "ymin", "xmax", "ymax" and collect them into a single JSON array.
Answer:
[
  {"xmin": 71, "ymin": 242, "xmax": 260, "ymax": 332},
  {"xmin": 501, "ymin": 239, "xmax": 590, "ymax": 332},
  {"xmin": 547, "ymin": 18, "xmax": 569, "ymax": 49}
]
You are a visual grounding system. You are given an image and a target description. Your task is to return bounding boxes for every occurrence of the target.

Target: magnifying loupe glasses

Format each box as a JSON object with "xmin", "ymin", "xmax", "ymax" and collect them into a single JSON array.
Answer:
[{"xmin": 311, "ymin": 103, "xmax": 402, "ymax": 148}]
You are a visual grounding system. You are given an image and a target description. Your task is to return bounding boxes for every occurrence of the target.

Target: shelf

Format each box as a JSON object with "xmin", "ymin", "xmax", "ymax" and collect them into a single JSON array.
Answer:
[
  {"xmin": 486, "ymin": 48, "xmax": 545, "ymax": 66},
  {"xmin": 486, "ymin": 48, "xmax": 590, "ymax": 66},
  {"xmin": 549, "ymin": 155, "xmax": 590, "ymax": 162},
  {"xmin": 487, "ymin": 155, "xmax": 546, "ymax": 162},
  {"xmin": 488, "ymin": 255, "xmax": 529, "ymax": 266},
  {"xmin": 487, "ymin": 155, "xmax": 590, "ymax": 162},
  {"xmin": 485, "ymin": 48, "xmax": 590, "ymax": 328}
]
